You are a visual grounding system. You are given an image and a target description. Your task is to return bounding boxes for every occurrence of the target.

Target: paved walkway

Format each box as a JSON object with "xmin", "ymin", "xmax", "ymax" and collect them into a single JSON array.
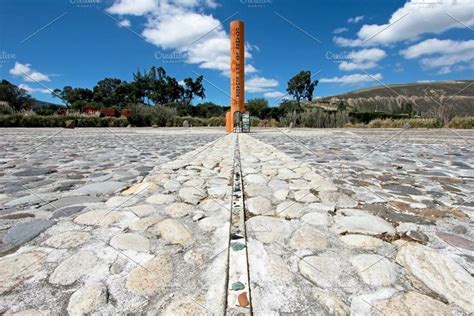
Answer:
[{"xmin": 0, "ymin": 128, "xmax": 473, "ymax": 315}]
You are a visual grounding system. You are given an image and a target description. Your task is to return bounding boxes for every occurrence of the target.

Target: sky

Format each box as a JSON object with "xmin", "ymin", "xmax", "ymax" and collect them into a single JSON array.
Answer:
[{"xmin": 0, "ymin": 0, "xmax": 473, "ymax": 106}]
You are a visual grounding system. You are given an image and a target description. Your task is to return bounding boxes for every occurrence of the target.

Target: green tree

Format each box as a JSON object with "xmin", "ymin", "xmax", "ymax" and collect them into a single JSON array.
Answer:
[
  {"xmin": 93, "ymin": 78, "xmax": 122, "ymax": 107},
  {"xmin": 0, "ymin": 80, "xmax": 32, "ymax": 112},
  {"xmin": 181, "ymin": 76, "xmax": 205, "ymax": 106},
  {"xmin": 246, "ymin": 98, "xmax": 269, "ymax": 119},
  {"xmin": 287, "ymin": 71, "xmax": 318, "ymax": 106}
]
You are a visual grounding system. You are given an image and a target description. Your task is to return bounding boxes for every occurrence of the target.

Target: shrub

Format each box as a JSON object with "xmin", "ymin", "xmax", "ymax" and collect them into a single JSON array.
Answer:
[
  {"xmin": 0, "ymin": 114, "xmax": 129, "ymax": 128},
  {"xmin": 301, "ymin": 109, "xmax": 350, "ymax": 128},
  {"xmin": 447, "ymin": 116, "xmax": 474, "ymax": 129},
  {"xmin": 128, "ymin": 104, "xmax": 176, "ymax": 127},
  {"xmin": 367, "ymin": 118, "xmax": 440, "ymax": 128}
]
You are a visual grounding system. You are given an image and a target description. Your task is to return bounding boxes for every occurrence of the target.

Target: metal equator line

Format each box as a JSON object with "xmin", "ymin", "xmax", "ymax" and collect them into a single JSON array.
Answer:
[{"xmin": 226, "ymin": 134, "xmax": 252, "ymax": 315}]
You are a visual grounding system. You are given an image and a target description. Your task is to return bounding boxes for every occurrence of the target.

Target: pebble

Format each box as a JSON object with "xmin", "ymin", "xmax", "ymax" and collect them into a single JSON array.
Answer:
[
  {"xmin": 246, "ymin": 216, "xmax": 293, "ymax": 243},
  {"xmin": 74, "ymin": 209, "xmax": 122, "ymax": 226},
  {"xmin": 67, "ymin": 282, "xmax": 108, "ymax": 316},
  {"xmin": 178, "ymin": 187, "xmax": 207, "ymax": 205},
  {"xmin": 301, "ymin": 212, "xmax": 330, "ymax": 227},
  {"xmin": 165, "ymin": 202, "xmax": 193, "ymax": 218},
  {"xmin": 396, "ymin": 242, "xmax": 474, "ymax": 312},
  {"xmin": 339, "ymin": 235, "xmax": 385, "ymax": 250},
  {"xmin": 246, "ymin": 196, "xmax": 273, "ymax": 216},
  {"xmin": 319, "ymin": 191, "xmax": 357, "ymax": 208},
  {"xmin": 43, "ymin": 231, "xmax": 90, "ymax": 248},
  {"xmin": 3, "ymin": 219, "xmax": 55, "ymax": 246},
  {"xmin": 377, "ymin": 291, "xmax": 452, "ymax": 315},
  {"xmin": 126, "ymin": 254, "xmax": 173, "ymax": 296},
  {"xmin": 334, "ymin": 209, "xmax": 395, "ymax": 236},
  {"xmin": 350, "ymin": 254, "xmax": 397, "ymax": 286},
  {"xmin": 75, "ymin": 181, "xmax": 125, "ymax": 195},
  {"xmin": 0, "ymin": 251, "xmax": 46, "ymax": 294},
  {"xmin": 288, "ymin": 226, "xmax": 328, "ymax": 250},
  {"xmin": 146, "ymin": 193, "xmax": 175, "ymax": 205},
  {"xmin": 157, "ymin": 219, "xmax": 192, "ymax": 245},
  {"xmin": 49, "ymin": 251, "xmax": 98, "ymax": 286},
  {"xmin": 110, "ymin": 233, "xmax": 150, "ymax": 252}
]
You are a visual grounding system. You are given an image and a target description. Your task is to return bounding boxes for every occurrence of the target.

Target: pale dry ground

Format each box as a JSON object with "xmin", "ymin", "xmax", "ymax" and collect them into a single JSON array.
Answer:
[{"xmin": 0, "ymin": 128, "xmax": 473, "ymax": 315}]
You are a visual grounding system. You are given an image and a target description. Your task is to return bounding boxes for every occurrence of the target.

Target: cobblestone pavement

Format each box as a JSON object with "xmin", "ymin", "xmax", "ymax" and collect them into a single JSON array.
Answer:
[{"xmin": 0, "ymin": 128, "xmax": 473, "ymax": 315}]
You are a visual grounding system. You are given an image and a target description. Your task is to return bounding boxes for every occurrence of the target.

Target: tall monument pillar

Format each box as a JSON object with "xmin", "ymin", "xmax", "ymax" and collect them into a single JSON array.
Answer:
[{"xmin": 226, "ymin": 20, "xmax": 245, "ymax": 132}]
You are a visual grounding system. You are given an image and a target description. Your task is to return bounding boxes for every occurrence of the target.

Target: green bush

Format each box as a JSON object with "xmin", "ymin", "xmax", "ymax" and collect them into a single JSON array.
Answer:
[
  {"xmin": 367, "ymin": 118, "xmax": 440, "ymax": 128},
  {"xmin": 447, "ymin": 116, "xmax": 474, "ymax": 129},
  {"xmin": 128, "ymin": 104, "xmax": 176, "ymax": 127},
  {"xmin": 0, "ymin": 114, "xmax": 130, "ymax": 128}
]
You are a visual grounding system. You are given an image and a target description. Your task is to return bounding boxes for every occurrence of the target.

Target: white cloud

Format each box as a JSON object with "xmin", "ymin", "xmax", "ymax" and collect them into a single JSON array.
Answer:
[
  {"xmin": 18, "ymin": 83, "xmax": 50, "ymax": 94},
  {"xmin": 9, "ymin": 62, "xmax": 50, "ymax": 82},
  {"xmin": 106, "ymin": 0, "xmax": 157, "ymax": 15},
  {"xmin": 338, "ymin": 48, "xmax": 386, "ymax": 71},
  {"xmin": 348, "ymin": 15, "xmax": 364, "ymax": 24},
  {"xmin": 335, "ymin": 0, "xmax": 474, "ymax": 47},
  {"xmin": 107, "ymin": 0, "xmax": 257, "ymax": 75},
  {"xmin": 333, "ymin": 27, "xmax": 348, "ymax": 34},
  {"xmin": 320, "ymin": 73, "xmax": 383, "ymax": 84},
  {"xmin": 400, "ymin": 38, "xmax": 474, "ymax": 74},
  {"xmin": 118, "ymin": 19, "xmax": 131, "ymax": 27},
  {"xmin": 246, "ymin": 76, "xmax": 278, "ymax": 93},
  {"xmin": 264, "ymin": 91, "xmax": 285, "ymax": 98}
]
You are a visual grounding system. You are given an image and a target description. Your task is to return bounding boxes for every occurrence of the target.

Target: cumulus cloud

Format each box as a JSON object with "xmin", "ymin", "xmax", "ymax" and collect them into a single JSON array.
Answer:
[
  {"xmin": 338, "ymin": 48, "xmax": 386, "ymax": 71},
  {"xmin": 118, "ymin": 19, "xmax": 131, "ymax": 27},
  {"xmin": 263, "ymin": 91, "xmax": 285, "ymax": 98},
  {"xmin": 347, "ymin": 15, "xmax": 364, "ymax": 24},
  {"xmin": 320, "ymin": 73, "xmax": 383, "ymax": 84},
  {"xmin": 9, "ymin": 62, "xmax": 50, "ymax": 82},
  {"xmin": 106, "ymin": 0, "xmax": 157, "ymax": 16},
  {"xmin": 106, "ymin": 0, "xmax": 259, "ymax": 76},
  {"xmin": 333, "ymin": 27, "xmax": 348, "ymax": 34},
  {"xmin": 245, "ymin": 76, "xmax": 278, "ymax": 93},
  {"xmin": 18, "ymin": 83, "xmax": 50, "ymax": 94},
  {"xmin": 400, "ymin": 38, "xmax": 474, "ymax": 74},
  {"xmin": 334, "ymin": 0, "xmax": 474, "ymax": 47}
]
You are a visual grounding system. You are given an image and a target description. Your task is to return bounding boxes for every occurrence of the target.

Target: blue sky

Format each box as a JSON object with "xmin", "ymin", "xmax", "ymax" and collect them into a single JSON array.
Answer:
[{"xmin": 0, "ymin": 0, "xmax": 473, "ymax": 106}]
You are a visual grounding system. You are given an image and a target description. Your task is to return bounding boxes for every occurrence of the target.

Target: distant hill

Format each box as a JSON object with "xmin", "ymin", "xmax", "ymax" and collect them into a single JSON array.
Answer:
[
  {"xmin": 316, "ymin": 80, "xmax": 474, "ymax": 116},
  {"xmin": 31, "ymin": 99, "xmax": 64, "ymax": 109}
]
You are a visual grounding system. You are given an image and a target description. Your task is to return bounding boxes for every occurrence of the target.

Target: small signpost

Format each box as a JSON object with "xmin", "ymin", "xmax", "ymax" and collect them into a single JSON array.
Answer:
[{"xmin": 241, "ymin": 112, "xmax": 250, "ymax": 133}]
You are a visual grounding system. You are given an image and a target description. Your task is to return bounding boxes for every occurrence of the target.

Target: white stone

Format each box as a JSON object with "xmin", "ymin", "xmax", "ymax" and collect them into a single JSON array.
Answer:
[
  {"xmin": 289, "ymin": 226, "xmax": 328, "ymax": 250},
  {"xmin": 273, "ymin": 189, "xmax": 289, "ymax": 201},
  {"xmin": 74, "ymin": 210, "xmax": 122, "ymax": 227},
  {"xmin": 339, "ymin": 235, "xmax": 385, "ymax": 250},
  {"xmin": 126, "ymin": 255, "xmax": 173, "ymax": 296},
  {"xmin": 0, "ymin": 251, "xmax": 46, "ymax": 294},
  {"xmin": 165, "ymin": 202, "xmax": 193, "ymax": 218},
  {"xmin": 276, "ymin": 201, "xmax": 304, "ymax": 218},
  {"xmin": 43, "ymin": 231, "xmax": 90, "ymax": 249},
  {"xmin": 319, "ymin": 191, "xmax": 357, "ymax": 208},
  {"xmin": 67, "ymin": 282, "xmax": 108, "ymax": 316},
  {"xmin": 246, "ymin": 216, "xmax": 293, "ymax": 243},
  {"xmin": 245, "ymin": 174, "xmax": 267, "ymax": 184},
  {"xmin": 294, "ymin": 190, "xmax": 318, "ymax": 202},
  {"xmin": 157, "ymin": 219, "xmax": 192, "ymax": 245},
  {"xmin": 129, "ymin": 215, "xmax": 162, "ymax": 232},
  {"xmin": 289, "ymin": 180, "xmax": 312, "ymax": 190},
  {"xmin": 128, "ymin": 204, "xmax": 156, "ymax": 218},
  {"xmin": 268, "ymin": 179, "xmax": 288, "ymax": 190},
  {"xmin": 49, "ymin": 251, "xmax": 98, "ymax": 285},
  {"xmin": 179, "ymin": 187, "xmax": 207, "ymax": 205},
  {"xmin": 207, "ymin": 186, "xmax": 229, "ymax": 198},
  {"xmin": 146, "ymin": 193, "xmax": 175, "ymax": 205},
  {"xmin": 350, "ymin": 254, "xmax": 397, "ymax": 286},
  {"xmin": 246, "ymin": 196, "xmax": 273, "ymax": 216},
  {"xmin": 163, "ymin": 180, "xmax": 180, "ymax": 192},
  {"xmin": 299, "ymin": 253, "xmax": 358, "ymax": 290},
  {"xmin": 334, "ymin": 209, "xmax": 395, "ymax": 236},
  {"xmin": 301, "ymin": 212, "xmax": 330, "ymax": 227},
  {"xmin": 110, "ymin": 233, "xmax": 150, "ymax": 252},
  {"xmin": 122, "ymin": 182, "xmax": 158, "ymax": 195},
  {"xmin": 312, "ymin": 288, "xmax": 350, "ymax": 316},
  {"xmin": 377, "ymin": 291, "xmax": 452, "ymax": 315},
  {"xmin": 396, "ymin": 243, "xmax": 474, "ymax": 312}
]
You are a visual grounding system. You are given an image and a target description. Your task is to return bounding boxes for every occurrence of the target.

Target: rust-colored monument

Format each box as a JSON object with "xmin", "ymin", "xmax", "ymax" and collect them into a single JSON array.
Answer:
[{"xmin": 226, "ymin": 20, "xmax": 245, "ymax": 132}]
